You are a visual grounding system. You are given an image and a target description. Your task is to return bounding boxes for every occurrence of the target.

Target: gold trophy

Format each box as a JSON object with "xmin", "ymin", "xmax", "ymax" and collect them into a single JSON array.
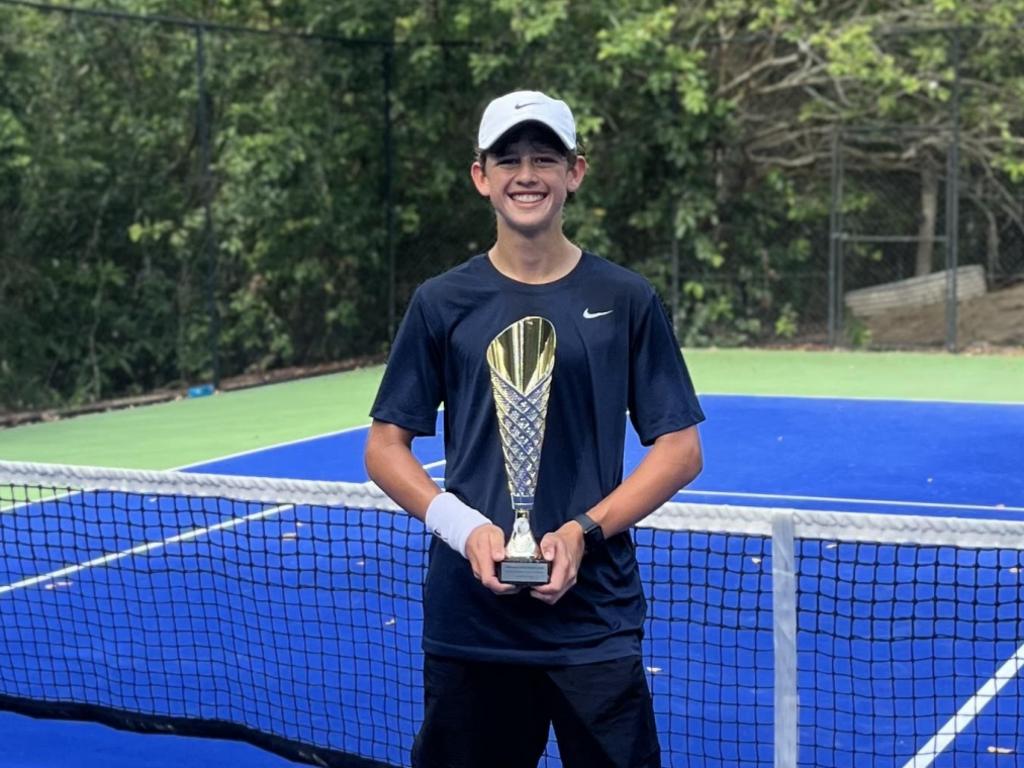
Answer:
[{"xmin": 486, "ymin": 316, "xmax": 556, "ymax": 585}]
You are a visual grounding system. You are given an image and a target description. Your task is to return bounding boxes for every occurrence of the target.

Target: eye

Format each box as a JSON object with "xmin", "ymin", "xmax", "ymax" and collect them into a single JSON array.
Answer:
[
  {"xmin": 495, "ymin": 156, "xmax": 520, "ymax": 167},
  {"xmin": 533, "ymin": 155, "xmax": 559, "ymax": 168}
]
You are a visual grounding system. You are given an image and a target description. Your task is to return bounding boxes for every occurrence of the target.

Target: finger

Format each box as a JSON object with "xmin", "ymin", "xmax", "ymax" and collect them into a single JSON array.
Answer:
[
  {"xmin": 473, "ymin": 558, "xmax": 500, "ymax": 591},
  {"xmin": 490, "ymin": 529, "xmax": 507, "ymax": 563},
  {"xmin": 539, "ymin": 532, "xmax": 558, "ymax": 563},
  {"xmin": 475, "ymin": 533, "xmax": 518, "ymax": 595},
  {"xmin": 531, "ymin": 583, "xmax": 565, "ymax": 603},
  {"xmin": 533, "ymin": 539, "xmax": 578, "ymax": 603},
  {"xmin": 534, "ymin": 538, "xmax": 569, "ymax": 592},
  {"xmin": 467, "ymin": 549, "xmax": 488, "ymax": 583},
  {"xmin": 532, "ymin": 568, "xmax": 564, "ymax": 596},
  {"xmin": 480, "ymin": 562, "xmax": 520, "ymax": 595},
  {"xmin": 483, "ymin": 575, "xmax": 520, "ymax": 595},
  {"xmin": 530, "ymin": 574, "xmax": 565, "ymax": 604},
  {"xmin": 530, "ymin": 584, "xmax": 562, "ymax": 604},
  {"xmin": 467, "ymin": 527, "xmax": 499, "ymax": 572}
]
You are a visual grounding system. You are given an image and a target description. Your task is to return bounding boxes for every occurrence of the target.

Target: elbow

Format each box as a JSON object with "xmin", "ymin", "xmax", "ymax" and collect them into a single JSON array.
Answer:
[
  {"xmin": 363, "ymin": 450, "xmax": 376, "ymax": 484},
  {"xmin": 363, "ymin": 432, "xmax": 384, "ymax": 484},
  {"xmin": 681, "ymin": 441, "xmax": 703, "ymax": 488},
  {"xmin": 364, "ymin": 421, "xmax": 413, "ymax": 486},
  {"xmin": 364, "ymin": 445, "xmax": 388, "ymax": 487},
  {"xmin": 690, "ymin": 454, "xmax": 703, "ymax": 486},
  {"xmin": 688, "ymin": 444, "xmax": 704, "ymax": 482},
  {"xmin": 666, "ymin": 426, "xmax": 703, "ymax": 488}
]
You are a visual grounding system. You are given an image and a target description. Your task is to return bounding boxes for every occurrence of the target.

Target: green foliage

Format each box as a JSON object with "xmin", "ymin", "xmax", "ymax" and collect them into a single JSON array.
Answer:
[
  {"xmin": 774, "ymin": 303, "xmax": 799, "ymax": 339},
  {"xmin": 1, "ymin": 0, "xmax": 1022, "ymax": 409},
  {"xmin": 846, "ymin": 315, "xmax": 873, "ymax": 349}
]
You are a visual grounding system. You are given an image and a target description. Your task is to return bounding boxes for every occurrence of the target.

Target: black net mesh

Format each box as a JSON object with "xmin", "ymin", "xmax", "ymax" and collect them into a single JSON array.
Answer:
[{"xmin": 3, "ymin": 471, "xmax": 1024, "ymax": 767}]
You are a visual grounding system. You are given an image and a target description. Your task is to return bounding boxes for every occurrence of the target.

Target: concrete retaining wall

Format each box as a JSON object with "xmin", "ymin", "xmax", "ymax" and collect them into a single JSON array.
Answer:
[{"xmin": 845, "ymin": 265, "xmax": 987, "ymax": 317}]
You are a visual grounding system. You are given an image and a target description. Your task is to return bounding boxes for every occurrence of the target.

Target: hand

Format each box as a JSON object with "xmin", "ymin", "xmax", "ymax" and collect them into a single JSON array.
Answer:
[
  {"xmin": 530, "ymin": 520, "xmax": 585, "ymax": 605},
  {"xmin": 465, "ymin": 524, "xmax": 520, "ymax": 595}
]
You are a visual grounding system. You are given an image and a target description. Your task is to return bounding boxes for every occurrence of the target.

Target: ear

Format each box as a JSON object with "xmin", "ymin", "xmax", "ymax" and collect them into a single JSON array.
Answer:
[
  {"xmin": 566, "ymin": 155, "xmax": 587, "ymax": 193},
  {"xmin": 470, "ymin": 161, "xmax": 491, "ymax": 197}
]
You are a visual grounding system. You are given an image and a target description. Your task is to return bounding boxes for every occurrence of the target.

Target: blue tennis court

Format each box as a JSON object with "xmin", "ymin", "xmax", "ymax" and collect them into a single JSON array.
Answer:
[
  {"xmin": 2, "ymin": 394, "xmax": 1023, "ymax": 767},
  {"xmin": 195, "ymin": 394, "xmax": 1024, "ymax": 516}
]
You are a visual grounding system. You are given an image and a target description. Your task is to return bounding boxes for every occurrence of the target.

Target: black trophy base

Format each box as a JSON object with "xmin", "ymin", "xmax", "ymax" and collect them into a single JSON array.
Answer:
[{"xmin": 498, "ymin": 558, "xmax": 551, "ymax": 586}]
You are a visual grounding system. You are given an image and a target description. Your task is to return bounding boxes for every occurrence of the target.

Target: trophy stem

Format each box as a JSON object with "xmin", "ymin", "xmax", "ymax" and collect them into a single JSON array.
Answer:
[
  {"xmin": 506, "ymin": 509, "xmax": 539, "ymax": 559},
  {"xmin": 499, "ymin": 508, "xmax": 550, "ymax": 586}
]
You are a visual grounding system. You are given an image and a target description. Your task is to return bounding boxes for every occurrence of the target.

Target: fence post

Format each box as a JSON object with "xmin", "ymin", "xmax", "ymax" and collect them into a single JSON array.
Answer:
[
  {"xmin": 382, "ymin": 43, "xmax": 396, "ymax": 344},
  {"xmin": 828, "ymin": 128, "xmax": 841, "ymax": 347},
  {"xmin": 670, "ymin": 199, "xmax": 680, "ymax": 338},
  {"xmin": 944, "ymin": 27, "xmax": 962, "ymax": 353},
  {"xmin": 195, "ymin": 25, "xmax": 220, "ymax": 387}
]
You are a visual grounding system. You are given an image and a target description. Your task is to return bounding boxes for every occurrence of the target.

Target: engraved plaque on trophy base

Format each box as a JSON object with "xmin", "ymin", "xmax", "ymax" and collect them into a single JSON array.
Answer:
[{"xmin": 498, "ymin": 558, "xmax": 552, "ymax": 586}]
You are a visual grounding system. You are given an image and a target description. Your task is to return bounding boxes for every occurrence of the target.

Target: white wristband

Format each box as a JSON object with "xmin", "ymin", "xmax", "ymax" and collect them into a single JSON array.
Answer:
[{"xmin": 425, "ymin": 492, "xmax": 491, "ymax": 558}]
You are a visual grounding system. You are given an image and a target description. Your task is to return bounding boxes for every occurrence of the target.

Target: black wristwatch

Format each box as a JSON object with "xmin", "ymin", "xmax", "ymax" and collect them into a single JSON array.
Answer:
[{"xmin": 573, "ymin": 513, "xmax": 605, "ymax": 553}]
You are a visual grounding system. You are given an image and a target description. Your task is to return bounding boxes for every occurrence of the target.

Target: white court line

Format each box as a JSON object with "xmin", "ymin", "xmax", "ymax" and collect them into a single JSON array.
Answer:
[
  {"xmin": 700, "ymin": 392, "xmax": 1024, "ymax": 407},
  {"xmin": 0, "ymin": 503, "xmax": 293, "ymax": 595},
  {"xmin": 172, "ymin": 421, "xmax": 374, "ymax": 470},
  {"xmin": 901, "ymin": 646, "xmax": 1024, "ymax": 767},
  {"xmin": 0, "ymin": 422, "xmax": 402, "ymax": 592},
  {"xmin": 0, "ymin": 422, "xmax": 381, "ymax": 516},
  {"xmin": 0, "ymin": 432, "xmax": 442, "ymax": 593},
  {"xmin": 413, "ymin": 460, "xmax": 1023, "ymax": 515},
  {"xmin": 422, "ymin": 455, "xmax": 1024, "ymax": 766},
  {"xmin": 1, "ymin": 486, "xmax": 82, "ymax": 517},
  {"xmin": 676, "ymin": 488, "xmax": 1024, "ymax": 515}
]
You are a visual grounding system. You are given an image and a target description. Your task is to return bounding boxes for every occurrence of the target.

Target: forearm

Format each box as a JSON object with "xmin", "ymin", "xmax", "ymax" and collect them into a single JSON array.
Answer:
[
  {"xmin": 364, "ymin": 422, "xmax": 440, "ymax": 522},
  {"xmin": 586, "ymin": 426, "xmax": 702, "ymax": 537},
  {"xmin": 365, "ymin": 421, "xmax": 505, "ymax": 584}
]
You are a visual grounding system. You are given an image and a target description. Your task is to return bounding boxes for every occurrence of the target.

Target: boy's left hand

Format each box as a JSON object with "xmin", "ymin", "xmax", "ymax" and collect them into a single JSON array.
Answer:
[{"xmin": 530, "ymin": 520, "xmax": 586, "ymax": 605}]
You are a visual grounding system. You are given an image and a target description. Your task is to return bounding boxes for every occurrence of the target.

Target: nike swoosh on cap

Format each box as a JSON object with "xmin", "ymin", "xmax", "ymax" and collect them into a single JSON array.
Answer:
[
  {"xmin": 583, "ymin": 308, "xmax": 613, "ymax": 319},
  {"xmin": 514, "ymin": 102, "xmax": 539, "ymax": 109}
]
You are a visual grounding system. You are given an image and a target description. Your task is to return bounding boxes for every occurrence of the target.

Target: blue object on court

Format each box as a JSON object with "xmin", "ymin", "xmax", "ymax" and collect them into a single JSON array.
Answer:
[{"xmin": 186, "ymin": 383, "xmax": 215, "ymax": 398}]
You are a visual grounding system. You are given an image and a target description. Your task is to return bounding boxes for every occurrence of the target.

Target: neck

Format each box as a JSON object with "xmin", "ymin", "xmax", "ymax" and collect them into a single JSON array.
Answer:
[{"xmin": 489, "ymin": 225, "xmax": 581, "ymax": 285}]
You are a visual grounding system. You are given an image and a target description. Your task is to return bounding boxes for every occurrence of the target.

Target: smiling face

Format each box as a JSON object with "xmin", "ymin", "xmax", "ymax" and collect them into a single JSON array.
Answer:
[{"xmin": 471, "ymin": 123, "xmax": 587, "ymax": 239}]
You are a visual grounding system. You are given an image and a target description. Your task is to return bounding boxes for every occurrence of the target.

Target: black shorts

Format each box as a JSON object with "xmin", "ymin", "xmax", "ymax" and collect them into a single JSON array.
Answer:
[{"xmin": 411, "ymin": 654, "xmax": 661, "ymax": 768}]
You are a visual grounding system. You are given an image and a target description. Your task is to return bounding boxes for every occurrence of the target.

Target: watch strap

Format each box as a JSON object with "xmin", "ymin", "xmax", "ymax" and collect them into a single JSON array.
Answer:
[{"xmin": 573, "ymin": 512, "xmax": 604, "ymax": 552}]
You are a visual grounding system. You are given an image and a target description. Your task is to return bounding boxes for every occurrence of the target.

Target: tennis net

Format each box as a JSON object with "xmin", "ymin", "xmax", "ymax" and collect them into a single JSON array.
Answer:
[{"xmin": 1, "ymin": 460, "xmax": 1023, "ymax": 767}]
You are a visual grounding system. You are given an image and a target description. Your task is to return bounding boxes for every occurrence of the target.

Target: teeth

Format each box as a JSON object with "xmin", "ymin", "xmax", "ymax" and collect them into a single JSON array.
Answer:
[{"xmin": 512, "ymin": 194, "xmax": 543, "ymax": 202}]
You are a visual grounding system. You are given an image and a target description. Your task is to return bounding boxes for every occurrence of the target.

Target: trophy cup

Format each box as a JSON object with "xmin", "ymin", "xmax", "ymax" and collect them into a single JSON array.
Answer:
[{"xmin": 486, "ymin": 316, "xmax": 556, "ymax": 586}]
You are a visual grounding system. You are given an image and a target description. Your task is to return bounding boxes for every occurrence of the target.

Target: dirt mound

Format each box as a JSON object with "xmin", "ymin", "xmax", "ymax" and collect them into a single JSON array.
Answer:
[{"xmin": 860, "ymin": 281, "xmax": 1024, "ymax": 348}]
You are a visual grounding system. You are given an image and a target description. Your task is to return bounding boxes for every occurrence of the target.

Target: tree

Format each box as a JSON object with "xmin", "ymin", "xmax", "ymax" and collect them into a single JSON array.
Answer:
[
  {"xmin": 696, "ymin": 1, "xmax": 1024, "ymax": 277},
  {"xmin": 1, "ymin": 0, "xmax": 1021, "ymax": 410}
]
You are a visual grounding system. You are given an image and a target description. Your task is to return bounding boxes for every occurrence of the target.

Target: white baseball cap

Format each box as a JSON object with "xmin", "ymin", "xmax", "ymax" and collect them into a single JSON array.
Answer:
[{"xmin": 477, "ymin": 90, "xmax": 576, "ymax": 151}]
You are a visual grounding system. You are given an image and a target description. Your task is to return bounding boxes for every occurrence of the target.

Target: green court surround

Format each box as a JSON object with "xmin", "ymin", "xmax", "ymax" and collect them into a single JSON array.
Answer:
[{"xmin": 0, "ymin": 349, "xmax": 1020, "ymax": 469}]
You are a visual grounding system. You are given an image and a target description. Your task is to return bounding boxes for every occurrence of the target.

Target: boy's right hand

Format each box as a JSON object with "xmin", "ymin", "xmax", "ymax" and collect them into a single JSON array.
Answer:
[{"xmin": 465, "ymin": 524, "xmax": 520, "ymax": 595}]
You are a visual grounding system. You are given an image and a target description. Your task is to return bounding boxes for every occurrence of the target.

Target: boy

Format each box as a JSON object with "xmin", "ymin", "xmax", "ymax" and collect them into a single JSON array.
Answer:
[{"xmin": 364, "ymin": 90, "xmax": 704, "ymax": 768}]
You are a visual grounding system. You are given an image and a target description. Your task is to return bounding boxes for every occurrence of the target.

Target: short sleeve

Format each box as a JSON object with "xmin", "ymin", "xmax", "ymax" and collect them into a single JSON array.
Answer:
[
  {"xmin": 628, "ymin": 291, "xmax": 705, "ymax": 446},
  {"xmin": 370, "ymin": 287, "xmax": 445, "ymax": 436}
]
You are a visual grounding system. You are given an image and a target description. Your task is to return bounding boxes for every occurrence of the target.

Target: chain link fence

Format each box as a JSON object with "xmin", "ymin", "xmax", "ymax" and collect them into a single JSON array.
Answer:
[
  {"xmin": 0, "ymin": 5, "xmax": 395, "ymax": 410},
  {"xmin": 1, "ymin": 5, "xmax": 1022, "ymax": 411},
  {"xmin": 701, "ymin": 26, "xmax": 1024, "ymax": 352}
]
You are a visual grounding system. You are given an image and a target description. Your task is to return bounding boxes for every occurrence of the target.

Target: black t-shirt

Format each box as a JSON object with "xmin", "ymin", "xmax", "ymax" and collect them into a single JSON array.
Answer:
[{"xmin": 371, "ymin": 251, "xmax": 704, "ymax": 664}]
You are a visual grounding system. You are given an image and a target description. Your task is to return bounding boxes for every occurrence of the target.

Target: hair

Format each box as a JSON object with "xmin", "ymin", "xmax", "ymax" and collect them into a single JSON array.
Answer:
[{"xmin": 474, "ymin": 121, "xmax": 581, "ymax": 170}]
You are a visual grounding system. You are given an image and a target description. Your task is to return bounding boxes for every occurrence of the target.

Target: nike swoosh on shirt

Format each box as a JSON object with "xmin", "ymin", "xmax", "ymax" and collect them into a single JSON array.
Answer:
[{"xmin": 583, "ymin": 308, "xmax": 613, "ymax": 319}]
